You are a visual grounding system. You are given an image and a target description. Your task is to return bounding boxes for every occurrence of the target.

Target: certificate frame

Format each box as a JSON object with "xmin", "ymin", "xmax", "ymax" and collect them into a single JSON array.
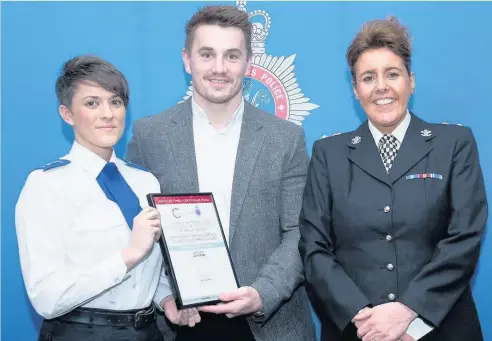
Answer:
[{"xmin": 147, "ymin": 192, "xmax": 240, "ymax": 309}]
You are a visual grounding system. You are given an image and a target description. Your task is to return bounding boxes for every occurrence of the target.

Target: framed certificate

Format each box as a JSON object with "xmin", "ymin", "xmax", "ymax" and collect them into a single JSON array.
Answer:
[{"xmin": 147, "ymin": 193, "xmax": 239, "ymax": 309}]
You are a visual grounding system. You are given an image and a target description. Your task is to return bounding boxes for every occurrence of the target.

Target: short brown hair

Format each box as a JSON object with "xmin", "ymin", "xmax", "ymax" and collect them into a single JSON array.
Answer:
[
  {"xmin": 55, "ymin": 55, "xmax": 129, "ymax": 108},
  {"xmin": 346, "ymin": 16, "xmax": 412, "ymax": 82},
  {"xmin": 185, "ymin": 5, "xmax": 253, "ymax": 57}
]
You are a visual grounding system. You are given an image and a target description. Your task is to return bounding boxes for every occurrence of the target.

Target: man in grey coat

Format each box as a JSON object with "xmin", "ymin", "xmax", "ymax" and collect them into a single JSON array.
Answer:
[{"xmin": 126, "ymin": 5, "xmax": 316, "ymax": 341}]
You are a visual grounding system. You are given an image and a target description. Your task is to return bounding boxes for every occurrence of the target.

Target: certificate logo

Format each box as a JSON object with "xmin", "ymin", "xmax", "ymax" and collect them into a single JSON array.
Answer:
[
  {"xmin": 172, "ymin": 208, "xmax": 181, "ymax": 219},
  {"xmin": 180, "ymin": 0, "xmax": 319, "ymax": 126}
]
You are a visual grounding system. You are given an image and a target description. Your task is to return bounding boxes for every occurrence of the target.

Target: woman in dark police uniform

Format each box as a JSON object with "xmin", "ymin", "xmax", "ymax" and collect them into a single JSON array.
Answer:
[{"xmin": 299, "ymin": 17, "xmax": 487, "ymax": 341}]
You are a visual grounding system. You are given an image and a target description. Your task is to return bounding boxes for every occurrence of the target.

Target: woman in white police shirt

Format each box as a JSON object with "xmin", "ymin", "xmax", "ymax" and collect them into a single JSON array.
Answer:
[
  {"xmin": 15, "ymin": 55, "xmax": 201, "ymax": 341},
  {"xmin": 299, "ymin": 17, "xmax": 487, "ymax": 341}
]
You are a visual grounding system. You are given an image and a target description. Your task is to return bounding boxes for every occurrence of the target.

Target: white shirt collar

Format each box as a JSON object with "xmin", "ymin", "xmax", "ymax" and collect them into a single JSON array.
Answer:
[
  {"xmin": 191, "ymin": 96, "xmax": 245, "ymax": 133},
  {"xmin": 68, "ymin": 141, "xmax": 118, "ymax": 178},
  {"xmin": 368, "ymin": 110, "xmax": 411, "ymax": 146}
]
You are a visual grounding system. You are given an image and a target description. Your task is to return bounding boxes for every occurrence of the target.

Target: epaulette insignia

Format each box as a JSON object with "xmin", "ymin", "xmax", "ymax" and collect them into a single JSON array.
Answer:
[
  {"xmin": 320, "ymin": 132, "xmax": 342, "ymax": 140},
  {"xmin": 124, "ymin": 160, "xmax": 149, "ymax": 172},
  {"xmin": 441, "ymin": 121, "xmax": 463, "ymax": 126},
  {"xmin": 37, "ymin": 159, "xmax": 71, "ymax": 172}
]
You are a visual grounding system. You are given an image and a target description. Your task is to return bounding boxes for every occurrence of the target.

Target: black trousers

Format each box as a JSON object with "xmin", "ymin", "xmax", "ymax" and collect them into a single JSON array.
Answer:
[
  {"xmin": 175, "ymin": 313, "xmax": 255, "ymax": 341},
  {"xmin": 38, "ymin": 319, "xmax": 164, "ymax": 341}
]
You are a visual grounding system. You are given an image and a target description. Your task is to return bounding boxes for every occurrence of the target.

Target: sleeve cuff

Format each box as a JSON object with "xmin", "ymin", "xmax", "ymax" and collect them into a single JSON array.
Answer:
[
  {"xmin": 153, "ymin": 287, "xmax": 172, "ymax": 311},
  {"xmin": 252, "ymin": 308, "xmax": 266, "ymax": 323},
  {"xmin": 152, "ymin": 269, "xmax": 172, "ymax": 311},
  {"xmin": 406, "ymin": 317, "xmax": 434, "ymax": 340},
  {"xmin": 251, "ymin": 278, "xmax": 277, "ymax": 323}
]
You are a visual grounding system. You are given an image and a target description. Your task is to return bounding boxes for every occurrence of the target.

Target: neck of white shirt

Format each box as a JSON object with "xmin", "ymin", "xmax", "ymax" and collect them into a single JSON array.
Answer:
[
  {"xmin": 69, "ymin": 140, "xmax": 118, "ymax": 178},
  {"xmin": 192, "ymin": 92, "xmax": 244, "ymax": 130},
  {"xmin": 73, "ymin": 136, "xmax": 113, "ymax": 162},
  {"xmin": 368, "ymin": 110, "xmax": 411, "ymax": 146}
]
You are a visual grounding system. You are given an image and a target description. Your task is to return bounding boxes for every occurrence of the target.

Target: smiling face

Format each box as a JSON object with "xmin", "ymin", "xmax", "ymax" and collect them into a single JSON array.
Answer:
[
  {"xmin": 182, "ymin": 24, "xmax": 251, "ymax": 108},
  {"xmin": 353, "ymin": 47, "xmax": 415, "ymax": 134},
  {"xmin": 59, "ymin": 81, "xmax": 125, "ymax": 159}
]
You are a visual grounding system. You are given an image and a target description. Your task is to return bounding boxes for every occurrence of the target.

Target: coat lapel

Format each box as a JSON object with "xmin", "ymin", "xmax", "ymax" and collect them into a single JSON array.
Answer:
[
  {"xmin": 229, "ymin": 103, "xmax": 266, "ymax": 242},
  {"xmin": 347, "ymin": 123, "xmax": 391, "ymax": 186},
  {"xmin": 165, "ymin": 99, "xmax": 199, "ymax": 192},
  {"xmin": 388, "ymin": 114, "xmax": 435, "ymax": 183}
]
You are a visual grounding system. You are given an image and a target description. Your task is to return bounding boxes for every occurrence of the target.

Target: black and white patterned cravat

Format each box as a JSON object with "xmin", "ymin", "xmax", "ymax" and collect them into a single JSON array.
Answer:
[{"xmin": 378, "ymin": 134, "xmax": 399, "ymax": 173}]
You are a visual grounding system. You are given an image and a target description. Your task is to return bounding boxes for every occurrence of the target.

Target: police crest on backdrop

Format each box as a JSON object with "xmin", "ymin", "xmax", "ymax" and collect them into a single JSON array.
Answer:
[{"xmin": 179, "ymin": 0, "xmax": 319, "ymax": 126}]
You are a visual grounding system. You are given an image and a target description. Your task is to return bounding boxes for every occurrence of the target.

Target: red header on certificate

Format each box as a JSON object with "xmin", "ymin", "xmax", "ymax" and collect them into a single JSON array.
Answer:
[{"xmin": 154, "ymin": 194, "xmax": 213, "ymax": 205}]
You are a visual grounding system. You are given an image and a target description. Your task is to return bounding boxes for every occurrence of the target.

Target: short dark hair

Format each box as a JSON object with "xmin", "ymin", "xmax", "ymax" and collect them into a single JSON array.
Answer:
[
  {"xmin": 185, "ymin": 5, "xmax": 253, "ymax": 57},
  {"xmin": 55, "ymin": 55, "xmax": 129, "ymax": 108},
  {"xmin": 346, "ymin": 16, "xmax": 412, "ymax": 82}
]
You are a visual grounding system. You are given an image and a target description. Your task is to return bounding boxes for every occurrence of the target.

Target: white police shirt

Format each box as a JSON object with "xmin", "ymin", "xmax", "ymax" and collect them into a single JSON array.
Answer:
[{"xmin": 15, "ymin": 141, "xmax": 171, "ymax": 319}]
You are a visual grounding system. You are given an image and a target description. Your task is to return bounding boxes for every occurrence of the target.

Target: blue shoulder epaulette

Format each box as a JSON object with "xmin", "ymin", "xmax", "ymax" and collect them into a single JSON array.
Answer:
[
  {"xmin": 36, "ymin": 159, "xmax": 71, "ymax": 172},
  {"xmin": 124, "ymin": 160, "xmax": 149, "ymax": 172}
]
